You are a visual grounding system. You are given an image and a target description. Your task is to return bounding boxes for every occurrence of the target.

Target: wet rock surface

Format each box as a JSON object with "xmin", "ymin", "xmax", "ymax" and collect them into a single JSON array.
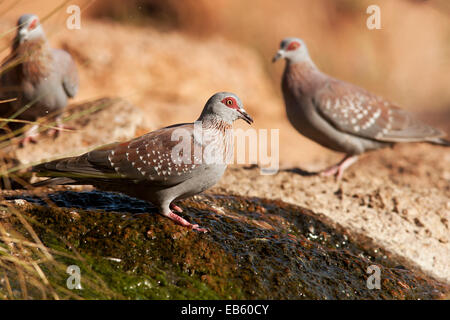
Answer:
[
  {"xmin": 1, "ymin": 189, "xmax": 448, "ymax": 299},
  {"xmin": 216, "ymin": 142, "xmax": 450, "ymax": 284}
]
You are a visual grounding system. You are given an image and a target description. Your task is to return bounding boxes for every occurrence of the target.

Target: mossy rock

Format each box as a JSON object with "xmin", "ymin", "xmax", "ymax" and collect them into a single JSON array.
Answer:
[{"xmin": 1, "ymin": 190, "xmax": 448, "ymax": 299}]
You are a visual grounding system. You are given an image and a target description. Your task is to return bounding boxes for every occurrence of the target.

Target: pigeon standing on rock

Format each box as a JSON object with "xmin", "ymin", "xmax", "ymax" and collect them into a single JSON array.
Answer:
[
  {"xmin": 32, "ymin": 92, "xmax": 253, "ymax": 232},
  {"xmin": 0, "ymin": 14, "xmax": 79, "ymax": 145},
  {"xmin": 273, "ymin": 37, "xmax": 449, "ymax": 179}
]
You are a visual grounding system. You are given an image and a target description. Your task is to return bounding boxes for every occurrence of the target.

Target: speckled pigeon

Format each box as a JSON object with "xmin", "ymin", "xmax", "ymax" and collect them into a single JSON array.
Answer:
[
  {"xmin": 32, "ymin": 92, "xmax": 253, "ymax": 232},
  {"xmin": 273, "ymin": 37, "xmax": 449, "ymax": 179},
  {"xmin": 0, "ymin": 14, "xmax": 79, "ymax": 145}
]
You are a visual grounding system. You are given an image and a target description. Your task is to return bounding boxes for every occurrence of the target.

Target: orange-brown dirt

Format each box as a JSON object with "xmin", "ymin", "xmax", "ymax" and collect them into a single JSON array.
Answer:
[{"xmin": 0, "ymin": 0, "xmax": 449, "ymax": 285}]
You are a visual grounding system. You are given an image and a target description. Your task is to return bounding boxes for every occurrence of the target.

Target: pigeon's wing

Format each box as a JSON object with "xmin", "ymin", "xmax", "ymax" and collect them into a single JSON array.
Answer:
[
  {"xmin": 33, "ymin": 123, "xmax": 206, "ymax": 187},
  {"xmin": 313, "ymin": 79, "xmax": 444, "ymax": 143},
  {"xmin": 106, "ymin": 123, "xmax": 208, "ymax": 186},
  {"xmin": 52, "ymin": 49, "xmax": 79, "ymax": 98}
]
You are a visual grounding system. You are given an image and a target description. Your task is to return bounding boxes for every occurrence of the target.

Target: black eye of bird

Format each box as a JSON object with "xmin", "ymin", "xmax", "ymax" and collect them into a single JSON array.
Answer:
[{"xmin": 227, "ymin": 99, "xmax": 233, "ymax": 105}]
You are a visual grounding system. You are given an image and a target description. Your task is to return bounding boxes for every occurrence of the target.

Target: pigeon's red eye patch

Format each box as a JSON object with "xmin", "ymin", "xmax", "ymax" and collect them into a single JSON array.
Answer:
[
  {"xmin": 28, "ymin": 19, "xmax": 37, "ymax": 30},
  {"xmin": 221, "ymin": 97, "xmax": 238, "ymax": 109},
  {"xmin": 287, "ymin": 41, "xmax": 301, "ymax": 51}
]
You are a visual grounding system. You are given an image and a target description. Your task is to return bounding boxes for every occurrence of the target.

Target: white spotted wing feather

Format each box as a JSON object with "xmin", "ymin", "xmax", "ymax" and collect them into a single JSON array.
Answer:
[{"xmin": 314, "ymin": 80, "xmax": 444, "ymax": 142}]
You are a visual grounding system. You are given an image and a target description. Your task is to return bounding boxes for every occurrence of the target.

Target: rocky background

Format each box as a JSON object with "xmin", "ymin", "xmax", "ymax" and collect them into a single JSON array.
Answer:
[{"xmin": 0, "ymin": 0, "xmax": 449, "ymax": 299}]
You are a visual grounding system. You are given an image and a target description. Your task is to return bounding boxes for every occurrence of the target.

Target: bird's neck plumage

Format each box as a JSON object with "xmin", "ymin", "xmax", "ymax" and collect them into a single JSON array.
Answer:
[
  {"xmin": 282, "ymin": 60, "xmax": 325, "ymax": 96},
  {"xmin": 196, "ymin": 116, "xmax": 234, "ymax": 164},
  {"xmin": 200, "ymin": 115, "xmax": 232, "ymax": 131},
  {"xmin": 13, "ymin": 38, "xmax": 51, "ymax": 82}
]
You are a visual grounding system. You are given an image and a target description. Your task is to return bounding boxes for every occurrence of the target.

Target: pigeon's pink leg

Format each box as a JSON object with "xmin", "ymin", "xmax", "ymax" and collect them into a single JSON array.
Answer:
[
  {"xmin": 320, "ymin": 155, "xmax": 359, "ymax": 179},
  {"xmin": 47, "ymin": 118, "xmax": 75, "ymax": 138},
  {"xmin": 162, "ymin": 210, "xmax": 208, "ymax": 233},
  {"xmin": 18, "ymin": 124, "xmax": 39, "ymax": 147},
  {"xmin": 170, "ymin": 203, "xmax": 183, "ymax": 213}
]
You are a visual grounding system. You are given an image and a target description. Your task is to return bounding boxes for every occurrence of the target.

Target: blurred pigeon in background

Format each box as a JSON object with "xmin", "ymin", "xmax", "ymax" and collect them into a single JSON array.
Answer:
[
  {"xmin": 0, "ymin": 14, "xmax": 79, "ymax": 146},
  {"xmin": 273, "ymin": 37, "xmax": 449, "ymax": 179}
]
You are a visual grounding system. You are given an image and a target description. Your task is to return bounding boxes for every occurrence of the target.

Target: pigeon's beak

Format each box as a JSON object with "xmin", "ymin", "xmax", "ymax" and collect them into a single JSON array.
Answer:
[
  {"xmin": 238, "ymin": 109, "xmax": 253, "ymax": 124},
  {"xmin": 272, "ymin": 50, "xmax": 284, "ymax": 63}
]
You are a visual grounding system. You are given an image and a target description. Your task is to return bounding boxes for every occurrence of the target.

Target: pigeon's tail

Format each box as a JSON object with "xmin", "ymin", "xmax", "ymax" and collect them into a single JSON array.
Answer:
[
  {"xmin": 32, "ymin": 157, "xmax": 84, "ymax": 187},
  {"xmin": 32, "ymin": 177, "xmax": 77, "ymax": 187},
  {"xmin": 427, "ymin": 137, "xmax": 450, "ymax": 147}
]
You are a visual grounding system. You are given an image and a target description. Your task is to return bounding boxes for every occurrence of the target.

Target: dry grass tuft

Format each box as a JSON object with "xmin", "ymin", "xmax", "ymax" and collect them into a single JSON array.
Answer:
[{"xmin": 0, "ymin": 2, "xmax": 119, "ymax": 299}]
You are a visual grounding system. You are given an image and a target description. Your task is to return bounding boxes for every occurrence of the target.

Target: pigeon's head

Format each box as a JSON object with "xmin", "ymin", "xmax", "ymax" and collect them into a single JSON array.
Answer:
[
  {"xmin": 272, "ymin": 37, "xmax": 310, "ymax": 64},
  {"xmin": 15, "ymin": 14, "xmax": 45, "ymax": 45},
  {"xmin": 200, "ymin": 92, "xmax": 253, "ymax": 125}
]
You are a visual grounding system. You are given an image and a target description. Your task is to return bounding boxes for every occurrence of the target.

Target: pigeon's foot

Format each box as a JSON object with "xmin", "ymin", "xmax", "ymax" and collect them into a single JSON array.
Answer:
[
  {"xmin": 165, "ymin": 211, "xmax": 208, "ymax": 233},
  {"xmin": 320, "ymin": 165, "xmax": 339, "ymax": 177},
  {"xmin": 47, "ymin": 122, "xmax": 75, "ymax": 138},
  {"xmin": 319, "ymin": 155, "xmax": 359, "ymax": 180},
  {"xmin": 18, "ymin": 135, "xmax": 38, "ymax": 147},
  {"xmin": 170, "ymin": 203, "xmax": 183, "ymax": 213},
  {"xmin": 18, "ymin": 124, "xmax": 39, "ymax": 147}
]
